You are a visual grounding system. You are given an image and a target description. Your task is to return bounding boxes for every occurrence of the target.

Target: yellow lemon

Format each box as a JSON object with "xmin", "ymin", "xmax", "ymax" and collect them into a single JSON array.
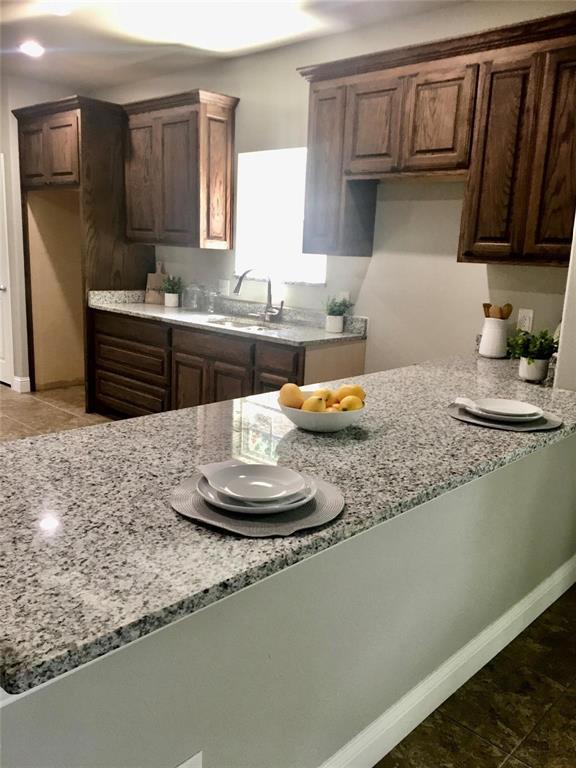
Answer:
[
  {"xmin": 334, "ymin": 384, "xmax": 366, "ymax": 403},
  {"xmin": 311, "ymin": 388, "xmax": 332, "ymax": 404},
  {"xmin": 326, "ymin": 404, "xmax": 342, "ymax": 412},
  {"xmin": 278, "ymin": 383, "xmax": 305, "ymax": 409},
  {"xmin": 301, "ymin": 396, "xmax": 327, "ymax": 413},
  {"xmin": 339, "ymin": 395, "xmax": 364, "ymax": 412}
]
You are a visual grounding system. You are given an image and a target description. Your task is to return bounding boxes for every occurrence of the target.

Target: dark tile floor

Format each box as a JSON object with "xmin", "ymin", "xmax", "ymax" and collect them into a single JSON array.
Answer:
[
  {"xmin": 375, "ymin": 585, "xmax": 576, "ymax": 767},
  {"xmin": 0, "ymin": 384, "xmax": 109, "ymax": 441}
]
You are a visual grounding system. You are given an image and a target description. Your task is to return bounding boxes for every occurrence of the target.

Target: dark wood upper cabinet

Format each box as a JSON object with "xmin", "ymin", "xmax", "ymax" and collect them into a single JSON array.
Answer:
[
  {"xmin": 302, "ymin": 85, "xmax": 346, "ymax": 254},
  {"xmin": 18, "ymin": 109, "xmax": 79, "ymax": 187},
  {"xmin": 125, "ymin": 91, "xmax": 238, "ymax": 249},
  {"xmin": 459, "ymin": 56, "xmax": 537, "ymax": 261},
  {"xmin": 301, "ymin": 10, "xmax": 576, "ymax": 265},
  {"xmin": 400, "ymin": 64, "xmax": 478, "ymax": 171},
  {"xmin": 343, "ymin": 76, "xmax": 403, "ymax": 174},
  {"xmin": 524, "ymin": 46, "xmax": 576, "ymax": 262}
]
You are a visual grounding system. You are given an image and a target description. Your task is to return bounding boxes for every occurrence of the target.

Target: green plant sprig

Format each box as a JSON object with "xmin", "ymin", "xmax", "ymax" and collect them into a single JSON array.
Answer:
[
  {"xmin": 162, "ymin": 275, "xmax": 184, "ymax": 294},
  {"xmin": 325, "ymin": 296, "xmax": 354, "ymax": 317},
  {"xmin": 507, "ymin": 329, "xmax": 558, "ymax": 363}
]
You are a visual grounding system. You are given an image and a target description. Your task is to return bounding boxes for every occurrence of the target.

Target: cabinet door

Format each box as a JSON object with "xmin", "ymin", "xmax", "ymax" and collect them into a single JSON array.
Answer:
[
  {"xmin": 209, "ymin": 360, "xmax": 252, "ymax": 403},
  {"xmin": 44, "ymin": 110, "xmax": 80, "ymax": 184},
  {"xmin": 19, "ymin": 120, "xmax": 47, "ymax": 187},
  {"xmin": 172, "ymin": 351, "xmax": 209, "ymax": 409},
  {"xmin": 401, "ymin": 64, "xmax": 478, "ymax": 171},
  {"xmin": 126, "ymin": 114, "xmax": 157, "ymax": 240},
  {"xmin": 524, "ymin": 47, "xmax": 576, "ymax": 263},
  {"xmin": 343, "ymin": 76, "xmax": 403, "ymax": 174},
  {"xmin": 158, "ymin": 109, "xmax": 199, "ymax": 245},
  {"xmin": 254, "ymin": 371, "xmax": 292, "ymax": 394},
  {"xmin": 303, "ymin": 85, "xmax": 346, "ymax": 253},
  {"xmin": 458, "ymin": 56, "xmax": 537, "ymax": 262},
  {"xmin": 200, "ymin": 105, "xmax": 233, "ymax": 248}
]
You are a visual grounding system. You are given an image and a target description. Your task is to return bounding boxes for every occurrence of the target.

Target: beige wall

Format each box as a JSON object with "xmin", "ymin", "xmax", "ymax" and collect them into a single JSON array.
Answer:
[
  {"xmin": 1, "ymin": 74, "xmax": 75, "ymax": 383},
  {"xmin": 27, "ymin": 189, "xmax": 84, "ymax": 389},
  {"xmin": 90, "ymin": 0, "xmax": 575, "ymax": 372}
]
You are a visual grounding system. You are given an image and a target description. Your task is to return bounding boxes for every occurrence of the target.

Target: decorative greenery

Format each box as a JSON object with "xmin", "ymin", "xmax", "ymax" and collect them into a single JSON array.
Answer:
[
  {"xmin": 507, "ymin": 329, "xmax": 558, "ymax": 363},
  {"xmin": 162, "ymin": 275, "xmax": 184, "ymax": 294},
  {"xmin": 325, "ymin": 296, "xmax": 354, "ymax": 317}
]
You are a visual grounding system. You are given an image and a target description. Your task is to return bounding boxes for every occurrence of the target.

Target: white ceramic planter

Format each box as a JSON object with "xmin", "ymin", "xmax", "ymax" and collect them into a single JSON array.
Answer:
[
  {"xmin": 519, "ymin": 357, "xmax": 549, "ymax": 383},
  {"xmin": 325, "ymin": 315, "xmax": 344, "ymax": 333},
  {"xmin": 478, "ymin": 318, "xmax": 508, "ymax": 358},
  {"xmin": 164, "ymin": 293, "xmax": 180, "ymax": 308}
]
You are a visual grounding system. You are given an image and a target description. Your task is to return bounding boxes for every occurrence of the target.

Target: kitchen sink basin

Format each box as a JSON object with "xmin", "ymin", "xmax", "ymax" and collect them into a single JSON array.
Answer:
[{"xmin": 207, "ymin": 316, "xmax": 267, "ymax": 330}]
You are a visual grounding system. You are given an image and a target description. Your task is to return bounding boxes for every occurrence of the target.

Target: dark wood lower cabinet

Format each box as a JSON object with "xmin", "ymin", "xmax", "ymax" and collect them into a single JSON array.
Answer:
[
  {"xmin": 89, "ymin": 311, "xmax": 350, "ymax": 419},
  {"xmin": 211, "ymin": 361, "xmax": 252, "ymax": 402},
  {"xmin": 172, "ymin": 351, "xmax": 209, "ymax": 409}
]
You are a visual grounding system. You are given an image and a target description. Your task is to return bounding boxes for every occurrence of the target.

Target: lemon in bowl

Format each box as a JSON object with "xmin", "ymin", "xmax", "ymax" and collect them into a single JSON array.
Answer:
[{"xmin": 278, "ymin": 384, "xmax": 366, "ymax": 433}]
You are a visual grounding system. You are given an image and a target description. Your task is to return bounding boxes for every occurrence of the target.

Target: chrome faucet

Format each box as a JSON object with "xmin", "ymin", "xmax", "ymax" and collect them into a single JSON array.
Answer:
[{"xmin": 233, "ymin": 269, "xmax": 284, "ymax": 322}]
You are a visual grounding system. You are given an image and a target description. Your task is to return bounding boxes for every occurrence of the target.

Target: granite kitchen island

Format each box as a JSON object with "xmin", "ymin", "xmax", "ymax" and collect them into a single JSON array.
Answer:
[{"xmin": 2, "ymin": 356, "xmax": 576, "ymax": 768}]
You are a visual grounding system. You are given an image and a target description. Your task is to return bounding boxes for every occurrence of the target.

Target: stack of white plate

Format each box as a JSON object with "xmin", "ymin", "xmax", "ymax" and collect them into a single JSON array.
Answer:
[
  {"xmin": 196, "ymin": 464, "xmax": 317, "ymax": 515},
  {"xmin": 455, "ymin": 397, "xmax": 544, "ymax": 424}
]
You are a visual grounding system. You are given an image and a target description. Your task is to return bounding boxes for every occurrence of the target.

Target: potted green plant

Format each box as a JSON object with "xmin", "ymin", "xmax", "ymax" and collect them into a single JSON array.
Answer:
[
  {"xmin": 325, "ymin": 296, "xmax": 354, "ymax": 334},
  {"xmin": 507, "ymin": 329, "xmax": 558, "ymax": 383},
  {"xmin": 162, "ymin": 275, "xmax": 184, "ymax": 308}
]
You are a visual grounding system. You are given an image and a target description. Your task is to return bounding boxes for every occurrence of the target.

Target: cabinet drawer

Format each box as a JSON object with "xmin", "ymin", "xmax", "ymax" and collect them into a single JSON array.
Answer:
[
  {"xmin": 173, "ymin": 328, "xmax": 254, "ymax": 366},
  {"xmin": 93, "ymin": 311, "xmax": 170, "ymax": 348},
  {"xmin": 255, "ymin": 343, "xmax": 304, "ymax": 377},
  {"xmin": 95, "ymin": 369, "xmax": 168, "ymax": 416},
  {"xmin": 95, "ymin": 333, "xmax": 169, "ymax": 386}
]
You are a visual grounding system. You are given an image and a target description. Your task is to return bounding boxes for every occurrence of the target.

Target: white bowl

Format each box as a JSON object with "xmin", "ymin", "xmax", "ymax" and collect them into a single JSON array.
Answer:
[{"xmin": 279, "ymin": 390, "xmax": 365, "ymax": 433}]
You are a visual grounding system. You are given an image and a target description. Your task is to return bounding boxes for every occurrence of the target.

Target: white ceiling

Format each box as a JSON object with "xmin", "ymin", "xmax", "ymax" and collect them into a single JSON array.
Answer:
[{"xmin": 0, "ymin": 0, "xmax": 462, "ymax": 89}]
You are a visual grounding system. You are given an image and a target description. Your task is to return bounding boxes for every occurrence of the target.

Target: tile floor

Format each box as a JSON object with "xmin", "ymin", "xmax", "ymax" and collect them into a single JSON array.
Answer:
[
  {"xmin": 375, "ymin": 585, "xmax": 576, "ymax": 767},
  {"xmin": 0, "ymin": 383, "xmax": 109, "ymax": 441}
]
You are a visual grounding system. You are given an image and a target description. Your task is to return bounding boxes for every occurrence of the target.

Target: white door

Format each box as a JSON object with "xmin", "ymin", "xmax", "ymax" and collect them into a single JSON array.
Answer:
[{"xmin": 0, "ymin": 153, "xmax": 15, "ymax": 385}]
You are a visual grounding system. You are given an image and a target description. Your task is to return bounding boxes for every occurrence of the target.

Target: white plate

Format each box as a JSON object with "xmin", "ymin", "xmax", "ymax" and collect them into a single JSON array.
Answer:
[
  {"xmin": 197, "ymin": 476, "xmax": 317, "ymax": 514},
  {"xmin": 463, "ymin": 405, "xmax": 543, "ymax": 423},
  {"xmin": 471, "ymin": 398, "xmax": 543, "ymax": 417},
  {"xmin": 207, "ymin": 464, "xmax": 306, "ymax": 502}
]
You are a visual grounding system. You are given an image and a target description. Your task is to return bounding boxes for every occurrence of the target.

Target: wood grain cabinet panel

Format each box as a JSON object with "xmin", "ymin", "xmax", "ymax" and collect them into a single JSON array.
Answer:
[
  {"xmin": 172, "ymin": 351, "xmax": 209, "ymax": 409},
  {"xmin": 211, "ymin": 360, "xmax": 252, "ymax": 402},
  {"xmin": 524, "ymin": 46, "xmax": 576, "ymax": 262},
  {"xmin": 158, "ymin": 110, "xmax": 198, "ymax": 244},
  {"xmin": 19, "ymin": 121, "xmax": 46, "ymax": 186},
  {"xmin": 125, "ymin": 117, "xmax": 157, "ymax": 239},
  {"xmin": 303, "ymin": 85, "xmax": 347, "ymax": 253},
  {"xmin": 95, "ymin": 369, "xmax": 168, "ymax": 417},
  {"xmin": 401, "ymin": 64, "xmax": 478, "ymax": 171},
  {"xmin": 124, "ymin": 91, "xmax": 238, "ymax": 248},
  {"xmin": 458, "ymin": 57, "xmax": 536, "ymax": 261},
  {"xmin": 343, "ymin": 77, "xmax": 403, "ymax": 174},
  {"xmin": 44, "ymin": 110, "xmax": 79, "ymax": 184}
]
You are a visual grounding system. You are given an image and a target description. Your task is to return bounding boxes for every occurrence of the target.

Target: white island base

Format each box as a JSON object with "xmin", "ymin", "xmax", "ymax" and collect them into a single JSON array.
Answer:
[{"xmin": 2, "ymin": 435, "xmax": 576, "ymax": 768}]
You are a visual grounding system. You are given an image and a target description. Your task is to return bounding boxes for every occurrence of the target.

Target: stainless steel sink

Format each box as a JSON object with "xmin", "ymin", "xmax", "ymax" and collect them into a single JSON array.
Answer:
[{"xmin": 207, "ymin": 316, "xmax": 267, "ymax": 330}]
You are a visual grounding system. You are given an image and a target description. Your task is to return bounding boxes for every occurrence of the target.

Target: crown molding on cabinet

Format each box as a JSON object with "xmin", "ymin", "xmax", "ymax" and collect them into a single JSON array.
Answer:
[
  {"xmin": 298, "ymin": 10, "xmax": 576, "ymax": 82},
  {"xmin": 12, "ymin": 95, "xmax": 125, "ymax": 119},
  {"xmin": 123, "ymin": 90, "xmax": 240, "ymax": 115}
]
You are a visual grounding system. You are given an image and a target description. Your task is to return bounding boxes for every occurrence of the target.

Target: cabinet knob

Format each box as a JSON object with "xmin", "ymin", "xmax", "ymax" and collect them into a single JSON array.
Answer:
[{"xmin": 0, "ymin": 285, "xmax": 7, "ymax": 292}]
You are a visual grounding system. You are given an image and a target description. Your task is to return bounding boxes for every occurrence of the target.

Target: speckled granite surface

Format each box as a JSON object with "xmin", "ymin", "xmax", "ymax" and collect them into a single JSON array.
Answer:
[
  {"xmin": 88, "ymin": 291, "xmax": 367, "ymax": 346},
  {"xmin": 2, "ymin": 356, "xmax": 576, "ymax": 694}
]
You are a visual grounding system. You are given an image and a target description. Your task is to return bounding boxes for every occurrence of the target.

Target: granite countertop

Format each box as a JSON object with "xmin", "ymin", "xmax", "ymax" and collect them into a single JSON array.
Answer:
[
  {"xmin": 88, "ymin": 291, "xmax": 367, "ymax": 347},
  {"xmin": 3, "ymin": 356, "xmax": 576, "ymax": 694}
]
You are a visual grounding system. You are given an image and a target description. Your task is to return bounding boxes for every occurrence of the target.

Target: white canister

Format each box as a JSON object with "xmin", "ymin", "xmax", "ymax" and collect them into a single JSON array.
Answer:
[
  {"xmin": 519, "ymin": 357, "xmax": 549, "ymax": 383},
  {"xmin": 478, "ymin": 318, "xmax": 508, "ymax": 358},
  {"xmin": 325, "ymin": 315, "xmax": 344, "ymax": 333},
  {"xmin": 164, "ymin": 293, "xmax": 179, "ymax": 308}
]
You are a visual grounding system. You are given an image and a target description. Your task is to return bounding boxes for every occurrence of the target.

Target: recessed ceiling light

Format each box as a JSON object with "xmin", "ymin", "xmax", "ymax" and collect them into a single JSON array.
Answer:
[{"xmin": 19, "ymin": 40, "xmax": 45, "ymax": 58}]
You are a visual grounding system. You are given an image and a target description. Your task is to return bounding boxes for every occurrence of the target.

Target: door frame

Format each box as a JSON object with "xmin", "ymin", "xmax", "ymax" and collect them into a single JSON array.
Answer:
[{"xmin": 0, "ymin": 154, "xmax": 15, "ymax": 387}]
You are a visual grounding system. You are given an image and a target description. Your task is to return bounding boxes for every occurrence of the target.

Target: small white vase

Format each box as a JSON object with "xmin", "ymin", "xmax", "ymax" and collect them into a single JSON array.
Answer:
[
  {"xmin": 164, "ymin": 293, "xmax": 179, "ymax": 308},
  {"xmin": 478, "ymin": 318, "xmax": 508, "ymax": 358},
  {"xmin": 325, "ymin": 315, "xmax": 344, "ymax": 333},
  {"xmin": 519, "ymin": 357, "xmax": 549, "ymax": 383}
]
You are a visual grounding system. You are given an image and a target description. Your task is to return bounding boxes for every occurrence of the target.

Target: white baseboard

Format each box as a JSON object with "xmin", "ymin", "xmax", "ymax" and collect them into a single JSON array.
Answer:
[
  {"xmin": 11, "ymin": 376, "xmax": 31, "ymax": 394},
  {"xmin": 321, "ymin": 554, "xmax": 576, "ymax": 768}
]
